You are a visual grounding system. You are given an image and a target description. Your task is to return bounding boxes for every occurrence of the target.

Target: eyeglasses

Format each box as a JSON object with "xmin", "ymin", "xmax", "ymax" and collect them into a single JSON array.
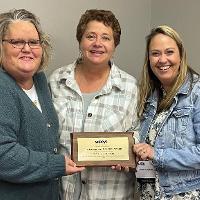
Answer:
[
  {"xmin": 2, "ymin": 39, "xmax": 42, "ymax": 49},
  {"xmin": 85, "ymin": 33, "xmax": 112, "ymax": 42}
]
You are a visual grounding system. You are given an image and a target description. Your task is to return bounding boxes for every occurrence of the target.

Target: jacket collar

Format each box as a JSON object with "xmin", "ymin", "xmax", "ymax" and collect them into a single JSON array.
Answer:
[{"xmin": 148, "ymin": 73, "xmax": 193, "ymax": 101}]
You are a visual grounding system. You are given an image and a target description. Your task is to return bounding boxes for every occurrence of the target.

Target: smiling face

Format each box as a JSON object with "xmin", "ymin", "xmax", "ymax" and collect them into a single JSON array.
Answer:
[
  {"xmin": 2, "ymin": 20, "xmax": 42, "ymax": 86},
  {"xmin": 149, "ymin": 33, "xmax": 181, "ymax": 91},
  {"xmin": 79, "ymin": 20, "xmax": 115, "ymax": 67}
]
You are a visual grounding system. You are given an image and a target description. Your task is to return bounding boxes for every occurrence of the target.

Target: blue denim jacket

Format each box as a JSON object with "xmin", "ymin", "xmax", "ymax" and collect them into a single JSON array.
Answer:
[{"xmin": 139, "ymin": 73, "xmax": 200, "ymax": 197}]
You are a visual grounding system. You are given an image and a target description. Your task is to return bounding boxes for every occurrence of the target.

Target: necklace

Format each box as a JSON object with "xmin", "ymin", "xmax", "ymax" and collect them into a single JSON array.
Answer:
[
  {"xmin": 23, "ymin": 85, "xmax": 42, "ymax": 112},
  {"xmin": 33, "ymin": 99, "xmax": 38, "ymax": 106}
]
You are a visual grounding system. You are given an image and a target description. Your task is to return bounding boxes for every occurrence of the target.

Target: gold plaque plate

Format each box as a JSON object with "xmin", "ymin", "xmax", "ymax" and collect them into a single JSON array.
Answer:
[{"xmin": 71, "ymin": 132, "xmax": 136, "ymax": 168}]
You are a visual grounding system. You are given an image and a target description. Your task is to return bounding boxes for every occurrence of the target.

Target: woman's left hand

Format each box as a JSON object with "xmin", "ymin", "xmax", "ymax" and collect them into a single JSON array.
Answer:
[{"xmin": 133, "ymin": 143, "xmax": 154, "ymax": 161}]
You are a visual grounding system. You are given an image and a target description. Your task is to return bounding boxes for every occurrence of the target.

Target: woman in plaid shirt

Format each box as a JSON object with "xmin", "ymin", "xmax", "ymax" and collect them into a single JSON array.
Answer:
[{"xmin": 50, "ymin": 9, "xmax": 138, "ymax": 200}]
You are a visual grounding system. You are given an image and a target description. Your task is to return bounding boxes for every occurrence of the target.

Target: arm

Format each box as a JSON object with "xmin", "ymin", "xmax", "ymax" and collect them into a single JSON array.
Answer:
[
  {"xmin": 155, "ymin": 83, "xmax": 200, "ymax": 171},
  {"xmin": 0, "ymin": 88, "xmax": 84, "ymax": 183},
  {"xmin": 0, "ymin": 87, "xmax": 66, "ymax": 183}
]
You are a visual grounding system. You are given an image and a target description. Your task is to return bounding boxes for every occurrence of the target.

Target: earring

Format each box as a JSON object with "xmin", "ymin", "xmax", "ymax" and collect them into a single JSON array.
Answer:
[{"xmin": 76, "ymin": 50, "xmax": 83, "ymax": 64}]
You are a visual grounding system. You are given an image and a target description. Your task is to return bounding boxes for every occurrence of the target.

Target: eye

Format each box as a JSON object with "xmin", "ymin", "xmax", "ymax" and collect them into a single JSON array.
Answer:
[
  {"xmin": 101, "ymin": 35, "xmax": 111, "ymax": 41},
  {"xmin": 10, "ymin": 40, "xmax": 24, "ymax": 46},
  {"xmin": 29, "ymin": 40, "xmax": 40, "ymax": 46},
  {"xmin": 150, "ymin": 51, "xmax": 160, "ymax": 57},
  {"xmin": 166, "ymin": 50, "xmax": 174, "ymax": 56},
  {"xmin": 86, "ymin": 34, "xmax": 96, "ymax": 41}
]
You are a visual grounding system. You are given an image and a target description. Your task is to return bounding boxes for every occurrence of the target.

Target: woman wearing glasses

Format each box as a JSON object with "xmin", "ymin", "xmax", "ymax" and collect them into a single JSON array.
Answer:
[{"xmin": 0, "ymin": 9, "xmax": 84, "ymax": 200}]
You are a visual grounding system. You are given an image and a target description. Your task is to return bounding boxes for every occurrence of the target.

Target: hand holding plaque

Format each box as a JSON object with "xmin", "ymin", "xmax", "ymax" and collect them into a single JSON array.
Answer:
[{"xmin": 71, "ymin": 132, "xmax": 136, "ymax": 168}]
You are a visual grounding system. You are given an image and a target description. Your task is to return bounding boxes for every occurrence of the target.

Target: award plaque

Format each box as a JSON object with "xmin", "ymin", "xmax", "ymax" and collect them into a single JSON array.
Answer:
[{"xmin": 71, "ymin": 132, "xmax": 136, "ymax": 168}]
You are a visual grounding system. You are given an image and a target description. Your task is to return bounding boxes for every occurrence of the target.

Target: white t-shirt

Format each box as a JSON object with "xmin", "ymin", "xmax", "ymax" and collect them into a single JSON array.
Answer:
[{"xmin": 23, "ymin": 84, "xmax": 42, "ymax": 112}]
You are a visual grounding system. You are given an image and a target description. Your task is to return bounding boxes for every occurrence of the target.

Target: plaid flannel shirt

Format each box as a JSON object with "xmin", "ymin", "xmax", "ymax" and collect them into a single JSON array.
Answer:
[{"xmin": 49, "ymin": 62, "xmax": 138, "ymax": 200}]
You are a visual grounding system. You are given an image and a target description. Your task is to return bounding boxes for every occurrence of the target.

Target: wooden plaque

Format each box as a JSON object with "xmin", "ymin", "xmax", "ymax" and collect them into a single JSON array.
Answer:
[{"xmin": 71, "ymin": 132, "xmax": 136, "ymax": 168}]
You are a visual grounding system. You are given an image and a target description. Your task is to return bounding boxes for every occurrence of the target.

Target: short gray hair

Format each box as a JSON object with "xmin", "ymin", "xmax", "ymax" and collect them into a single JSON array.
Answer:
[{"xmin": 0, "ymin": 9, "xmax": 51, "ymax": 70}]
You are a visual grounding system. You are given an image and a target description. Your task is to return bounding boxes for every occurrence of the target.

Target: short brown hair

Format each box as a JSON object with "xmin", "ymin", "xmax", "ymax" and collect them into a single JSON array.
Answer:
[{"xmin": 76, "ymin": 9, "xmax": 121, "ymax": 47}]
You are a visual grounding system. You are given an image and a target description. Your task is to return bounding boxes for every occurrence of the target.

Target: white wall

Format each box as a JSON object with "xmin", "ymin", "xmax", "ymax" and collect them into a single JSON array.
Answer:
[{"xmin": 0, "ymin": 0, "xmax": 151, "ymax": 78}]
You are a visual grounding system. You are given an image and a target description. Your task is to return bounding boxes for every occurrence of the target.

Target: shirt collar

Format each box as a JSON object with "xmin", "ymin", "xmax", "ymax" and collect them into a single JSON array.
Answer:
[
  {"xmin": 102, "ymin": 61, "xmax": 125, "ymax": 93},
  {"xmin": 57, "ymin": 61, "xmax": 125, "ymax": 93}
]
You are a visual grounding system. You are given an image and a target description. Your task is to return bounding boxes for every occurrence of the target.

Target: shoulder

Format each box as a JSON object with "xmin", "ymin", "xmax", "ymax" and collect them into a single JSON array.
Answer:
[
  {"xmin": 192, "ymin": 78, "xmax": 200, "ymax": 95},
  {"xmin": 182, "ymin": 73, "xmax": 200, "ymax": 106},
  {"xmin": 0, "ymin": 71, "xmax": 20, "ymax": 115},
  {"xmin": 0, "ymin": 70, "xmax": 19, "ymax": 97},
  {"xmin": 119, "ymin": 68, "xmax": 137, "ymax": 83},
  {"xmin": 34, "ymin": 71, "xmax": 47, "ymax": 82},
  {"xmin": 111, "ymin": 64, "xmax": 138, "ymax": 91},
  {"xmin": 0, "ymin": 70, "xmax": 14, "ymax": 87},
  {"xmin": 49, "ymin": 63, "xmax": 75, "ymax": 82},
  {"xmin": 188, "ymin": 73, "xmax": 200, "ymax": 92},
  {"xmin": 33, "ymin": 71, "xmax": 49, "ymax": 93},
  {"xmin": 112, "ymin": 64, "xmax": 137, "ymax": 82}
]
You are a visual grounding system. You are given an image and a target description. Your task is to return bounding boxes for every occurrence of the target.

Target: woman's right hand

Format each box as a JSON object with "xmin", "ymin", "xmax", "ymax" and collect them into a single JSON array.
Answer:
[{"xmin": 64, "ymin": 156, "xmax": 85, "ymax": 175}]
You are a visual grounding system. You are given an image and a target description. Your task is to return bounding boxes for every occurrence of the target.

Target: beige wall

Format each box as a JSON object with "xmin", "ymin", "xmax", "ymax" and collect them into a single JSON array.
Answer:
[
  {"xmin": 0, "ymin": 0, "xmax": 150, "ymax": 78},
  {"xmin": 1, "ymin": 0, "xmax": 199, "ymax": 79}
]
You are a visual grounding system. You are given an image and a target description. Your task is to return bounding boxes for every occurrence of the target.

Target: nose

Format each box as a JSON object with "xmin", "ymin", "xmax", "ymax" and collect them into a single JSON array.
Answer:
[
  {"xmin": 93, "ymin": 36, "xmax": 102, "ymax": 46},
  {"xmin": 158, "ymin": 54, "xmax": 167, "ymax": 63},
  {"xmin": 21, "ymin": 42, "xmax": 31, "ymax": 51}
]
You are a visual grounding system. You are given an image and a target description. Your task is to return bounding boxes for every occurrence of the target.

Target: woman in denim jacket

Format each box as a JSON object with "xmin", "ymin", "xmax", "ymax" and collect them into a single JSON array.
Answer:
[{"xmin": 133, "ymin": 25, "xmax": 200, "ymax": 199}]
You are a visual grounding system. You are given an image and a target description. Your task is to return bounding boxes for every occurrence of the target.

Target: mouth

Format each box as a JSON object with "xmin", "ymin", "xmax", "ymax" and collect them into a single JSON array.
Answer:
[
  {"xmin": 90, "ymin": 50, "xmax": 104, "ymax": 55},
  {"xmin": 19, "ymin": 56, "xmax": 34, "ymax": 61},
  {"xmin": 157, "ymin": 65, "xmax": 171, "ymax": 71}
]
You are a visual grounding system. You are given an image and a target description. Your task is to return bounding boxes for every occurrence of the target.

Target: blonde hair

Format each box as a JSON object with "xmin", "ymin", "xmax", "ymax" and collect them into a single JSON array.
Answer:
[
  {"xmin": 138, "ymin": 25, "xmax": 189, "ymax": 117},
  {"xmin": 0, "ymin": 9, "xmax": 51, "ymax": 71}
]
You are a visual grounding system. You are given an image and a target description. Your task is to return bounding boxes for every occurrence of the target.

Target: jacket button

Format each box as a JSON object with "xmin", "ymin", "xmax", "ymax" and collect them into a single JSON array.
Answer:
[
  {"xmin": 82, "ymin": 180, "xmax": 87, "ymax": 184},
  {"xmin": 47, "ymin": 123, "xmax": 51, "ymax": 128},
  {"xmin": 87, "ymin": 113, "xmax": 92, "ymax": 117},
  {"xmin": 53, "ymin": 148, "xmax": 58, "ymax": 153}
]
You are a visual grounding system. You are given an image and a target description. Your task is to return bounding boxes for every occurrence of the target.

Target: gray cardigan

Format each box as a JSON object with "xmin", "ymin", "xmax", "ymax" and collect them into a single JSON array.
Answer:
[{"xmin": 0, "ymin": 69, "xmax": 65, "ymax": 200}]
